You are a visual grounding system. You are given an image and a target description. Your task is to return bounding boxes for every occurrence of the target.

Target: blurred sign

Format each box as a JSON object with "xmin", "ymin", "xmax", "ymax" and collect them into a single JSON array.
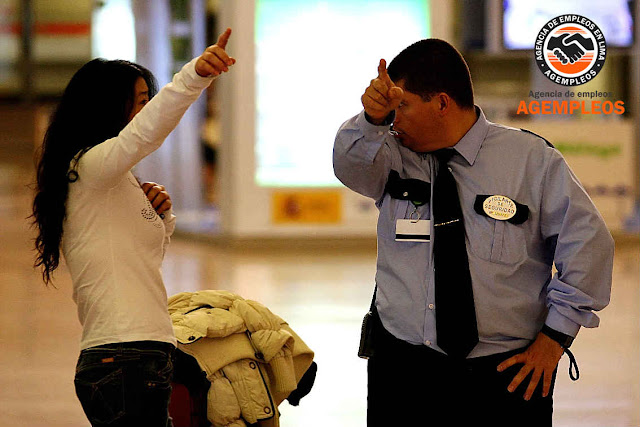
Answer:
[
  {"xmin": 272, "ymin": 190, "xmax": 342, "ymax": 224},
  {"xmin": 503, "ymin": 119, "xmax": 635, "ymax": 232}
]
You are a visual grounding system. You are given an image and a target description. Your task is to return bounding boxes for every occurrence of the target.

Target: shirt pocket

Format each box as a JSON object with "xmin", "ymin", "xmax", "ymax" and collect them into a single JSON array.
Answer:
[
  {"xmin": 378, "ymin": 197, "xmax": 430, "ymax": 241},
  {"xmin": 467, "ymin": 215, "xmax": 527, "ymax": 265}
]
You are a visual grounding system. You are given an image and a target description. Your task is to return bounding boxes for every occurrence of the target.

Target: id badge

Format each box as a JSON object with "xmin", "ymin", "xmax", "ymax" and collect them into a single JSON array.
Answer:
[{"xmin": 395, "ymin": 219, "xmax": 431, "ymax": 242}]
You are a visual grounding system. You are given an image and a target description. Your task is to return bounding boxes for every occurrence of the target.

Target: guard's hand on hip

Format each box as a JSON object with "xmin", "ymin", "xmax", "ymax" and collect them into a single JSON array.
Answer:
[
  {"xmin": 361, "ymin": 59, "xmax": 404, "ymax": 124},
  {"xmin": 141, "ymin": 182, "xmax": 172, "ymax": 215},
  {"xmin": 195, "ymin": 27, "xmax": 236, "ymax": 77},
  {"xmin": 497, "ymin": 332, "xmax": 564, "ymax": 401}
]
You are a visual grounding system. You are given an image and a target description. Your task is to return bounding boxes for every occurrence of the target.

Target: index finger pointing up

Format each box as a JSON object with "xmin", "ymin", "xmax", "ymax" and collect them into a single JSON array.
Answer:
[
  {"xmin": 217, "ymin": 27, "xmax": 232, "ymax": 49},
  {"xmin": 377, "ymin": 58, "xmax": 387, "ymax": 78},
  {"xmin": 378, "ymin": 58, "xmax": 393, "ymax": 85}
]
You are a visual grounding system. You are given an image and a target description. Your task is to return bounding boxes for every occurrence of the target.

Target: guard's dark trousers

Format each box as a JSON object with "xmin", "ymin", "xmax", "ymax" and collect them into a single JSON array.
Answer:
[{"xmin": 367, "ymin": 314, "xmax": 556, "ymax": 427}]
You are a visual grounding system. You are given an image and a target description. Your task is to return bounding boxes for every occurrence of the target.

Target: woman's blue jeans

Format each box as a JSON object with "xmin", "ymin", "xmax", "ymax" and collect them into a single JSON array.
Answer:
[{"xmin": 74, "ymin": 341, "xmax": 175, "ymax": 427}]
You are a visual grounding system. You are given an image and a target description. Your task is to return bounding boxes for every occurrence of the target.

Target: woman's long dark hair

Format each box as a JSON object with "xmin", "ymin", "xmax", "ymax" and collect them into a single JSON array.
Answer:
[{"xmin": 32, "ymin": 58, "xmax": 158, "ymax": 285}]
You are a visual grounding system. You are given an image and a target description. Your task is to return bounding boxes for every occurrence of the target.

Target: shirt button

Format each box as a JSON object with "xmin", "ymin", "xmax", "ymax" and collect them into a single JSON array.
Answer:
[
  {"xmin": 425, "ymin": 340, "xmax": 432, "ymax": 346},
  {"xmin": 428, "ymin": 304, "xmax": 434, "ymax": 310},
  {"xmin": 402, "ymin": 191, "xmax": 409, "ymax": 197},
  {"xmin": 377, "ymin": 131, "xmax": 384, "ymax": 135}
]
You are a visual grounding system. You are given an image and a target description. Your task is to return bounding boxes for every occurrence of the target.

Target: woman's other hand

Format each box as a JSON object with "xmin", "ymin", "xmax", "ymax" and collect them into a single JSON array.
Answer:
[{"xmin": 141, "ymin": 182, "xmax": 172, "ymax": 216}]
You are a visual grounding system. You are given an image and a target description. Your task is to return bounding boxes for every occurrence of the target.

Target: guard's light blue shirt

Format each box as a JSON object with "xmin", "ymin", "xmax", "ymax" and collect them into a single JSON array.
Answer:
[{"xmin": 333, "ymin": 107, "xmax": 614, "ymax": 357}]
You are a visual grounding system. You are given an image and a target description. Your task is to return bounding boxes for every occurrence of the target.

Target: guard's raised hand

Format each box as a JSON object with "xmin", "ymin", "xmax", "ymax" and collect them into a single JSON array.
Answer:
[
  {"xmin": 361, "ymin": 59, "xmax": 404, "ymax": 124},
  {"xmin": 195, "ymin": 27, "xmax": 236, "ymax": 77}
]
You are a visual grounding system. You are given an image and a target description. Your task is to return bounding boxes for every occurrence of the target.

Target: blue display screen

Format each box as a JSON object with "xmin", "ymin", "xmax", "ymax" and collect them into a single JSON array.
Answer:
[{"xmin": 503, "ymin": 0, "xmax": 634, "ymax": 49}]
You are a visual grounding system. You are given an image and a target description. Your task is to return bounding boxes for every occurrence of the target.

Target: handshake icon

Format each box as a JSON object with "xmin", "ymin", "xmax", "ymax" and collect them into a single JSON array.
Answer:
[{"xmin": 548, "ymin": 33, "xmax": 594, "ymax": 64}]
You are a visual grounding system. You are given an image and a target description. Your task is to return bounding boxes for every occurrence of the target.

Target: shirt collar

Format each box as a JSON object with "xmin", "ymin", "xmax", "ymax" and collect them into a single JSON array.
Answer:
[{"xmin": 451, "ymin": 106, "xmax": 489, "ymax": 166}]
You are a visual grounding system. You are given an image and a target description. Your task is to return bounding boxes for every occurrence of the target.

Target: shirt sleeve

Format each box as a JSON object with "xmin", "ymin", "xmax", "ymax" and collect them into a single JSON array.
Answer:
[
  {"xmin": 161, "ymin": 208, "xmax": 177, "ymax": 258},
  {"xmin": 76, "ymin": 58, "xmax": 215, "ymax": 188},
  {"xmin": 333, "ymin": 110, "xmax": 397, "ymax": 201},
  {"xmin": 540, "ymin": 148, "xmax": 614, "ymax": 337}
]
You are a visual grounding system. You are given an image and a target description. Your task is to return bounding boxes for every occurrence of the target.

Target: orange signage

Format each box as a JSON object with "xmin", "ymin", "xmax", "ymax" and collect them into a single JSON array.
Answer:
[{"xmin": 272, "ymin": 191, "xmax": 342, "ymax": 224}]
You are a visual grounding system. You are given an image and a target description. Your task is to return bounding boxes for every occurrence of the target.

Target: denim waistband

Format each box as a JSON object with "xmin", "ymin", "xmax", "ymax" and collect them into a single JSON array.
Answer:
[{"xmin": 83, "ymin": 340, "xmax": 175, "ymax": 354}]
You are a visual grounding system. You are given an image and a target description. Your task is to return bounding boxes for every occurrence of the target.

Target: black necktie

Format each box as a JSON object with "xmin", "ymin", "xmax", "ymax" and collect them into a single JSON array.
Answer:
[{"xmin": 433, "ymin": 149, "xmax": 478, "ymax": 359}]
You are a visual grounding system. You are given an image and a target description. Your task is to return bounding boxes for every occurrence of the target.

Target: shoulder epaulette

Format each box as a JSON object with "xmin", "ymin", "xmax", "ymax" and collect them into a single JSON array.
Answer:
[{"xmin": 520, "ymin": 128, "xmax": 555, "ymax": 148}]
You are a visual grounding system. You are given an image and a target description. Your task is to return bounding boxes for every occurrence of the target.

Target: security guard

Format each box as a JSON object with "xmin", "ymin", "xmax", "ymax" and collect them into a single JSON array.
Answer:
[{"xmin": 333, "ymin": 39, "xmax": 613, "ymax": 426}]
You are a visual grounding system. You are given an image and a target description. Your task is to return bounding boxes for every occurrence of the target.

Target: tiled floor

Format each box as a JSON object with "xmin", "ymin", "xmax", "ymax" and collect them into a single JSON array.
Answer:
[{"xmin": 0, "ymin": 159, "xmax": 638, "ymax": 427}]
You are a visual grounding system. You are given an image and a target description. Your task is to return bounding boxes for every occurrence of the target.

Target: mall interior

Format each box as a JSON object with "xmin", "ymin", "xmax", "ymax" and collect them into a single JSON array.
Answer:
[{"xmin": 0, "ymin": 0, "xmax": 638, "ymax": 426}]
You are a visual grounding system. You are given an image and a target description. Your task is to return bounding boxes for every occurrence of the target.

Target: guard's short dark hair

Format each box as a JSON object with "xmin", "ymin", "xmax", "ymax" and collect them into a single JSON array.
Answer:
[{"xmin": 388, "ymin": 38, "xmax": 474, "ymax": 109}]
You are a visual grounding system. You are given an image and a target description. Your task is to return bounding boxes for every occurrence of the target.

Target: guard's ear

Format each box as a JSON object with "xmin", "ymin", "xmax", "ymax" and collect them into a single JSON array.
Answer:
[{"xmin": 435, "ymin": 92, "xmax": 450, "ymax": 114}]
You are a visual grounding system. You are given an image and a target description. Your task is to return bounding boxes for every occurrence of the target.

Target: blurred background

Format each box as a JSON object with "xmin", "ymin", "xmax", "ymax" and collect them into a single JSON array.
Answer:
[{"xmin": 0, "ymin": 0, "xmax": 638, "ymax": 426}]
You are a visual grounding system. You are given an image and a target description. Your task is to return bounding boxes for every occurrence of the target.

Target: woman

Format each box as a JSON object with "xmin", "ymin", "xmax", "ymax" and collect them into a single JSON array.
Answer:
[{"xmin": 31, "ymin": 28, "xmax": 235, "ymax": 427}]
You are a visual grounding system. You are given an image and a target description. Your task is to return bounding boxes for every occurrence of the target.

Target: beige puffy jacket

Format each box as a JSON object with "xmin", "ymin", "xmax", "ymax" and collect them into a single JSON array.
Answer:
[{"xmin": 168, "ymin": 290, "xmax": 315, "ymax": 427}]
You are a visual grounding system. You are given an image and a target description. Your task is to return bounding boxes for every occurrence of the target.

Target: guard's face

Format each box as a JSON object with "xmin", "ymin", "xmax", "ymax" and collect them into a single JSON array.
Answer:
[{"xmin": 391, "ymin": 80, "xmax": 444, "ymax": 153}]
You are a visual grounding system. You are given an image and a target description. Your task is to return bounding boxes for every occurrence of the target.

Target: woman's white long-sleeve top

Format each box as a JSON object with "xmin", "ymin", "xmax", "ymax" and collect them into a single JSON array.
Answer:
[{"xmin": 62, "ymin": 59, "xmax": 214, "ymax": 350}]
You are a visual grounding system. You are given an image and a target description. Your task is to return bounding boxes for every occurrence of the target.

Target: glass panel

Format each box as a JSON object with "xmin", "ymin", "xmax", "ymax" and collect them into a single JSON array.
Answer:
[{"xmin": 255, "ymin": 0, "xmax": 430, "ymax": 187}]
